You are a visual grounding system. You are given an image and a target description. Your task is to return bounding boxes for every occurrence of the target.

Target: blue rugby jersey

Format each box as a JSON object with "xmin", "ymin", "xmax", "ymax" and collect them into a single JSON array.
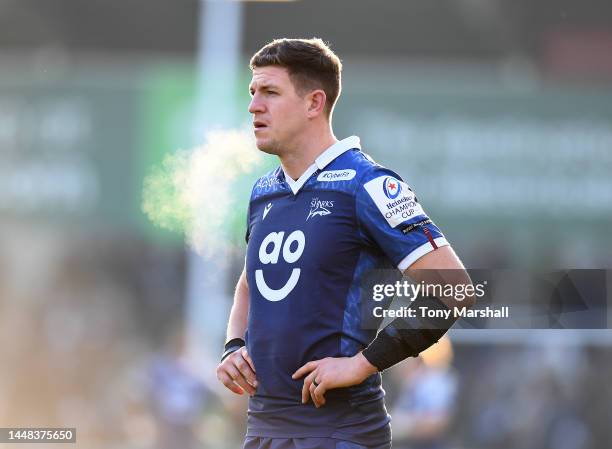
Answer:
[{"xmin": 244, "ymin": 136, "xmax": 448, "ymax": 445}]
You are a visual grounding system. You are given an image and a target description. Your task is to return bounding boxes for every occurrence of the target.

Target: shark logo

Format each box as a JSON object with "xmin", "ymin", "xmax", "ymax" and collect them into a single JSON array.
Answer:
[{"xmin": 306, "ymin": 197, "xmax": 334, "ymax": 221}]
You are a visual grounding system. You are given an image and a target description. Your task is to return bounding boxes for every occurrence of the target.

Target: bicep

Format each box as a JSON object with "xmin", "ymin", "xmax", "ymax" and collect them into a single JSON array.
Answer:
[
  {"xmin": 404, "ymin": 245, "xmax": 475, "ymax": 307},
  {"xmin": 405, "ymin": 245, "xmax": 464, "ymax": 273},
  {"xmin": 404, "ymin": 245, "xmax": 468, "ymax": 293}
]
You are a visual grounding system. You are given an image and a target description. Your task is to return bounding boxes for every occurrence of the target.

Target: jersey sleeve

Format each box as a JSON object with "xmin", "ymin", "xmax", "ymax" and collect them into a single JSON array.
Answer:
[{"xmin": 355, "ymin": 167, "xmax": 449, "ymax": 270}]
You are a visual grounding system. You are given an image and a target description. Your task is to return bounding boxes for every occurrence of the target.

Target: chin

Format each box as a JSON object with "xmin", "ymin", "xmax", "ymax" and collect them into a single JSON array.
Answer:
[{"xmin": 255, "ymin": 137, "xmax": 281, "ymax": 156}]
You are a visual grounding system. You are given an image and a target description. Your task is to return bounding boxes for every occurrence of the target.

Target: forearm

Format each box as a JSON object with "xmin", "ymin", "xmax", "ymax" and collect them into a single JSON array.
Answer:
[
  {"xmin": 226, "ymin": 269, "xmax": 250, "ymax": 341},
  {"xmin": 362, "ymin": 246, "xmax": 474, "ymax": 371},
  {"xmin": 217, "ymin": 268, "xmax": 258, "ymax": 395}
]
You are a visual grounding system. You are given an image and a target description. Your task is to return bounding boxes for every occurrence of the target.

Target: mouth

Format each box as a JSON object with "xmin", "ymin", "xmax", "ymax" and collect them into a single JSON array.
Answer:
[{"xmin": 253, "ymin": 121, "xmax": 268, "ymax": 132}]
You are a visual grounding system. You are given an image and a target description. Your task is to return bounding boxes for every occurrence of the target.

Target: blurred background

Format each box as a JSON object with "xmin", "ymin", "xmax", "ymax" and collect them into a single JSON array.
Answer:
[{"xmin": 1, "ymin": 0, "xmax": 611, "ymax": 448}]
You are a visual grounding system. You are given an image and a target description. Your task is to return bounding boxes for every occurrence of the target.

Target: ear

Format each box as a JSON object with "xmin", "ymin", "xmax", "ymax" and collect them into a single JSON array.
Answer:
[{"xmin": 306, "ymin": 89, "xmax": 327, "ymax": 119}]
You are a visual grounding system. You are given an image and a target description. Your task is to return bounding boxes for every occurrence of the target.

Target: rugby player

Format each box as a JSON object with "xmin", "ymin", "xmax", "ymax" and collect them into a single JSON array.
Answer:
[{"xmin": 216, "ymin": 38, "xmax": 474, "ymax": 449}]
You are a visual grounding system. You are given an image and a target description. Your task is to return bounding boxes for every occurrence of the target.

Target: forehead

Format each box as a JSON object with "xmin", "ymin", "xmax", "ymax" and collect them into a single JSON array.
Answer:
[{"xmin": 249, "ymin": 66, "xmax": 292, "ymax": 89}]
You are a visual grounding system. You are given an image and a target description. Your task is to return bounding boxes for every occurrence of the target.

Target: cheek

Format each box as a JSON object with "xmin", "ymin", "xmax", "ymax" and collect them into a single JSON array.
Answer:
[
  {"xmin": 278, "ymin": 115, "xmax": 302, "ymax": 138},
  {"xmin": 277, "ymin": 104, "xmax": 306, "ymax": 129}
]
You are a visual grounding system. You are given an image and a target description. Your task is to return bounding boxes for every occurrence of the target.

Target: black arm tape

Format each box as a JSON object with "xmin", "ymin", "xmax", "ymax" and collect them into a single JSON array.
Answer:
[
  {"xmin": 362, "ymin": 296, "xmax": 456, "ymax": 371},
  {"xmin": 221, "ymin": 337, "xmax": 245, "ymax": 362}
]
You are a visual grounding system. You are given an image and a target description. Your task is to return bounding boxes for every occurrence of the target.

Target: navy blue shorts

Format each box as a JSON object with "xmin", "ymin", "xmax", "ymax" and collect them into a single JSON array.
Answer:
[{"xmin": 243, "ymin": 437, "xmax": 391, "ymax": 449}]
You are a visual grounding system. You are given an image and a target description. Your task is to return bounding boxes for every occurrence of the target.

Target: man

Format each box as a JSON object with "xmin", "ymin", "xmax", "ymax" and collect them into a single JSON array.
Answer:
[{"xmin": 216, "ymin": 38, "xmax": 473, "ymax": 449}]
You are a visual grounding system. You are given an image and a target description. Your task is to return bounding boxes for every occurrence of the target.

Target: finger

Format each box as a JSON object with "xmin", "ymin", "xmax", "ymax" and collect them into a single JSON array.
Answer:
[
  {"xmin": 217, "ymin": 365, "xmax": 244, "ymax": 395},
  {"xmin": 292, "ymin": 361, "xmax": 318, "ymax": 379},
  {"xmin": 313, "ymin": 383, "xmax": 327, "ymax": 407},
  {"xmin": 217, "ymin": 371, "xmax": 244, "ymax": 395},
  {"xmin": 302, "ymin": 370, "xmax": 317, "ymax": 404},
  {"xmin": 240, "ymin": 347, "xmax": 257, "ymax": 374},
  {"xmin": 227, "ymin": 365, "xmax": 256, "ymax": 396},
  {"xmin": 304, "ymin": 370, "xmax": 320, "ymax": 405},
  {"xmin": 234, "ymin": 354, "xmax": 258, "ymax": 387},
  {"xmin": 309, "ymin": 381, "xmax": 322, "ymax": 408},
  {"xmin": 301, "ymin": 376, "xmax": 310, "ymax": 404},
  {"xmin": 226, "ymin": 364, "xmax": 256, "ymax": 396}
]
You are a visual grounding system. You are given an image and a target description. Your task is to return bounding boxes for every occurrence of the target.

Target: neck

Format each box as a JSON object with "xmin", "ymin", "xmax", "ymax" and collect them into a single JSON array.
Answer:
[{"xmin": 280, "ymin": 126, "xmax": 337, "ymax": 181}]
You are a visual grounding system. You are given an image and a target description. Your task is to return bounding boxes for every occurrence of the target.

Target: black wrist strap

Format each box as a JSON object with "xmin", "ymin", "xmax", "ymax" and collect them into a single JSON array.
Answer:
[
  {"xmin": 362, "ymin": 296, "xmax": 454, "ymax": 372},
  {"xmin": 221, "ymin": 337, "xmax": 246, "ymax": 362}
]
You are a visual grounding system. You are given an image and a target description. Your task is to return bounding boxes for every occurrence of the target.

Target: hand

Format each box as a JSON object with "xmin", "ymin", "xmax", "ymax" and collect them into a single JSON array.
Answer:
[
  {"xmin": 291, "ymin": 353, "xmax": 378, "ymax": 408},
  {"xmin": 216, "ymin": 347, "xmax": 258, "ymax": 395}
]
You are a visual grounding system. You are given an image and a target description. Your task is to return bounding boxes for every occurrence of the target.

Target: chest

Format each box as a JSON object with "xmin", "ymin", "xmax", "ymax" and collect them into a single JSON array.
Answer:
[{"xmin": 246, "ymin": 190, "xmax": 360, "ymax": 289}]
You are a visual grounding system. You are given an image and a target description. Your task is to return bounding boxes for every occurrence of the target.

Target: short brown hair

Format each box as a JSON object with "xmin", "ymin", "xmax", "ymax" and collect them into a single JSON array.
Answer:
[{"xmin": 250, "ymin": 38, "xmax": 342, "ymax": 117}]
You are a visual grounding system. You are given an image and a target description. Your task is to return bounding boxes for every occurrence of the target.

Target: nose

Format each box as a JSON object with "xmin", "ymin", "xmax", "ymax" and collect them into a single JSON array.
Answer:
[{"xmin": 248, "ymin": 94, "xmax": 265, "ymax": 114}]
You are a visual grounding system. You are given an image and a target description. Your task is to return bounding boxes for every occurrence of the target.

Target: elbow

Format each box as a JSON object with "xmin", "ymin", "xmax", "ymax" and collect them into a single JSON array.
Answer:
[
  {"xmin": 454, "ymin": 285, "xmax": 476, "ymax": 310},
  {"xmin": 455, "ymin": 271, "xmax": 477, "ymax": 309},
  {"xmin": 462, "ymin": 292, "xmax": 476, "ymax": 309}
]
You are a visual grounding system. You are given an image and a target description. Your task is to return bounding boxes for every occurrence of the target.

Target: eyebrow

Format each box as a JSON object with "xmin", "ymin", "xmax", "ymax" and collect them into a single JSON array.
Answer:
[{"xmin": 249, "ymin": 83, "xmax": 280, "ymax": 93}]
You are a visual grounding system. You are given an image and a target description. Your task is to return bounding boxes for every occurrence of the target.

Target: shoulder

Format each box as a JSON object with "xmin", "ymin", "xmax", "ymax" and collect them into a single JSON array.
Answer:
[
  {"xmin": 349, "ymin": 150, "xmax": 425, "ymax": 225},
  {"xmin": 324, "ymin": 148, "xmax": 405, "ymax": 194}
]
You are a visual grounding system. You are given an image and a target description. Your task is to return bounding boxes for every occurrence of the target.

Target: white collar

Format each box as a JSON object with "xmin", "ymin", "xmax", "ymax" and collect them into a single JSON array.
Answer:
[{"xmin": 283, "ymin": 136, "xmax": 361, "ymax": 195}]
